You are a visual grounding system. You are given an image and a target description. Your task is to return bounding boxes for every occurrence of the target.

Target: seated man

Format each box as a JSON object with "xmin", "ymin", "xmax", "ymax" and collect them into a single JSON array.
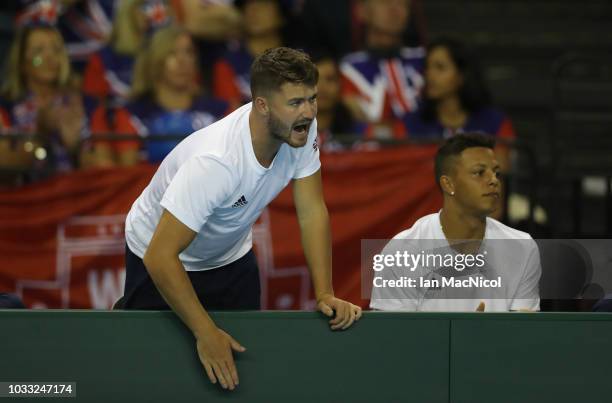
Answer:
[{"xmin": 370, "ymin": 133, "xmax": 541, "ymax": 312}]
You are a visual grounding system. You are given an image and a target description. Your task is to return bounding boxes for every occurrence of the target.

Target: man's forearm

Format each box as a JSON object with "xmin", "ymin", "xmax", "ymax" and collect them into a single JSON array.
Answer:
[
  {"xmin": 144, "ymin": 255, "xmax": 215, "ymax": 338},
  {"xmin": 298, "ymin": 206, "xmax": 334, "ymax": 300}
]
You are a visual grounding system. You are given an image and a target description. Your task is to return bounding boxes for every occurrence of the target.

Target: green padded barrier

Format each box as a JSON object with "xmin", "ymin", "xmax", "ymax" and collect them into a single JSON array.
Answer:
[
  {"xmin": 0, "ymin": 311, "xmax": 449, "ymax": 403},
  {"xmin": 449, "ymin": 313, "xmax": 612, "ymax": 403},
  {"xmin": 3, "ymin": 311, "xmax": 611, "ymax": 402}
]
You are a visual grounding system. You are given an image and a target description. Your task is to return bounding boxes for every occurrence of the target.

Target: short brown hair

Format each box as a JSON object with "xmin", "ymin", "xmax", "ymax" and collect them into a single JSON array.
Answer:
[{"xmin": 250, "ymin": 47, "xmax": 318, "ymax": 98}]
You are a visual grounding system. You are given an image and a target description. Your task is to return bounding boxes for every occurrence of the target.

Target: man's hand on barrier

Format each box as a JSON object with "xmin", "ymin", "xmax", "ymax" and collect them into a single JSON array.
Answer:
[
  {"xmin": 196, "ymin": 327, "xmax": 246, "ymax": 391},
  {"xmin": 476, "ymin": 301, "xmax": 485, "ymax": 312},
  {"xmin": 317, "ymin": 294, "xmax": 362, "ymax": 330}
]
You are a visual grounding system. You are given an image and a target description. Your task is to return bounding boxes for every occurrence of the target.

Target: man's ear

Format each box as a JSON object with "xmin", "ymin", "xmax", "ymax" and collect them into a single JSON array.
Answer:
[
  {"xmin": 254, "ymin": 96, "xmax": 269, "ymax": 115},
  {"xmin": 440, "ymin": 175, "xmax": 455, "ymax": 196}
]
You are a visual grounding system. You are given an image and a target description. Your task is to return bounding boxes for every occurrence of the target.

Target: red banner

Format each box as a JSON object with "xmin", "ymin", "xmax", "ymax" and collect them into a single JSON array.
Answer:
[{"xmin": 0, "ymin": 145, "xmax": 441, "ymax": 309}]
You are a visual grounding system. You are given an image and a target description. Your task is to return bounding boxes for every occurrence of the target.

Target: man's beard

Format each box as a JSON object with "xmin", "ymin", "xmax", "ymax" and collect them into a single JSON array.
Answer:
[
  {"xmin": 267, "ymin": 109, "xmax": 313, "ymax": 148},
  {"xmin": 268, "ymin": 110, "xmax": 294, "ymax": 146}
]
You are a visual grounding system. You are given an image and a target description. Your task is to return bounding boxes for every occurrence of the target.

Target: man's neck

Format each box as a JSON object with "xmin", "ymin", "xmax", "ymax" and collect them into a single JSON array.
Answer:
[
  {"xmin": 246, "ymin": 34, "xmax": 283, "ymax": 58},
  {"xmin": 249, "ymin": 110, "xmax": 282, "ymax": 168},
  {"xmin": 439, "ymin": 203, "xmax": 486, "ymax": 241},
  {"xmin": 155, "ymin": 84, "xmax": 192, "ymax": 111}
]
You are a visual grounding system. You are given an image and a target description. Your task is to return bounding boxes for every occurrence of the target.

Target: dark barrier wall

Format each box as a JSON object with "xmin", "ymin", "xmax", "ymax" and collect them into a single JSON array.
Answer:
[{"xmin": 0, "ymin": 311, "xmax": 610, "ymax": 402}]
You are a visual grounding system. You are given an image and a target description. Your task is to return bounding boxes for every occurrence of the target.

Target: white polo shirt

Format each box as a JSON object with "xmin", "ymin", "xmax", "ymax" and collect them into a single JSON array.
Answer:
[
  {"xmin": 370, "ymin": 212, "xmax": 541, "ymax": 312},
  {"xmin": 125, "ymin": 103, "xmax": 321, "ymax": 271}
]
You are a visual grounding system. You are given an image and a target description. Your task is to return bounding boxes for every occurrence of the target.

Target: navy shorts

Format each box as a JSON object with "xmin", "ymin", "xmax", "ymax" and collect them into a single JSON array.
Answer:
[{"xmin": 121, "ymin": 245, "xmax": 261, "ymax": 310}]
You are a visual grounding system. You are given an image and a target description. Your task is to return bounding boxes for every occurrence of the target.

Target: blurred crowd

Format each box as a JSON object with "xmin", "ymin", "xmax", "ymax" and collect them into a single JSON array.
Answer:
[{"xmin": 0, "ymin": 0, "xmax": 515, "ymax": 187}]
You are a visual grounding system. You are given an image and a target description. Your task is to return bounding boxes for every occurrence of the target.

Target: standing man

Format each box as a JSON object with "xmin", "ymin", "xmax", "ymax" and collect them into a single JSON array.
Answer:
[{"xmin": 122, "ymin": 47, "xmax": 362, "ymax": 390}]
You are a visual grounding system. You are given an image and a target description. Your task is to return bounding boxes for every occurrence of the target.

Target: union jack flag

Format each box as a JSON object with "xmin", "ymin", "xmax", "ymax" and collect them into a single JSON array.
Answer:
[
  {"xmin": 340, "ymin": 47, "xmax": 426, "ymax": 123},
  {"xmin": 15, "ymin": 0, "xmax": 60, "ymax": 26}
]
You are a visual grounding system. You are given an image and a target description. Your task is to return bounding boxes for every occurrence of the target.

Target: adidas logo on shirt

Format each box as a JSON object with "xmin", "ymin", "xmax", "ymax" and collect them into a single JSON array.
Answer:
[{"xmin": 231, "ymin": 195, "xmax": 248, "ymax": 208}]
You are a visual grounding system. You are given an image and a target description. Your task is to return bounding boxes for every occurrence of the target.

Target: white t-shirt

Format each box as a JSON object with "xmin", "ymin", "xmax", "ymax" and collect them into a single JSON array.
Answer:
[
  {"xmin": 125, "ymin": 103, "xmax": 321, "ymax": 271},
  {"xmin": 369, "ymin": 212, "xmax": 541, "ymax": 312}
]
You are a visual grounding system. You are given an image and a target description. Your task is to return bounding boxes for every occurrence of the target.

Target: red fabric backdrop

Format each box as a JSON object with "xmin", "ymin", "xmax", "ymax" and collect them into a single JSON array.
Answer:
[{"xmin": 0, "ymin": 146, "xmax": 441, "ymax": 309}]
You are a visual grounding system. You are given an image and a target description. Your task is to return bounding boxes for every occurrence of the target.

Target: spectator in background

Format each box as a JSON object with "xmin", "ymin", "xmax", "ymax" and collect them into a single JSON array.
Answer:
[
  {"xmin": 91, "ymin": 26, "xmax": 229, "ymax": 165},
  {"xmin": 172, "ymin": 0, "xmax": 241, "ymax": 92},
  {"xmin": 402, "ymin": 37, "xmax": 515, "ymax": 171},
  {"xmin": 290, "ymin": 0, "xmax": 426, "ymax": 60},
  {"xmin": 311, "ymin": 53, "xmax": 367, "ymax": 151},
  {"xmin": 11, "ymin": 0, "xmax": 116, "ymax": 73},
  {"xmin": 213, "ymin": 0, "xmax": 286, "ymax": 110},
  {"xmin": 340, "ymin": 0, "xmax": 424, "ymax": 140},
  {"xmin": 82, "ymin": 0, "xmax": 172, "ymax": 102},
  {"xmin": 0, "ymin": 24, "xmax": 99, "ymax": 184}
]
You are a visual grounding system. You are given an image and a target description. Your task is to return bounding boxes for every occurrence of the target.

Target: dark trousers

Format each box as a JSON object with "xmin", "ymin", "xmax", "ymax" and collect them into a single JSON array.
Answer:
[{"xmin": 121, "ymin": 245, "xmax": 261, "ymax": 310}]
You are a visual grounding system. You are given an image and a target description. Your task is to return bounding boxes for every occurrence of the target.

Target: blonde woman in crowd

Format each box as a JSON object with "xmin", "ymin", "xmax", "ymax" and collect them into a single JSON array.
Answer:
[
  {"xmin": 90, "ymin": 25, "xmax": 229, "ymax": 165},
  {"xmin": 0, "ymin": 24, "xmax": 98, "ymax": 185}
]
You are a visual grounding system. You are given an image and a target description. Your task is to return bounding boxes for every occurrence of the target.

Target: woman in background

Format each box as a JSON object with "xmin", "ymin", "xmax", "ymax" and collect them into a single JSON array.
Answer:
[
  {"xmin": 312, "ymin": 53, "xmax": 368, "ymax": 151},
  {"xmin": 91, "ymin": 26, "xmax": 229, "ymax": 165},
  {"xmin": 403, "ymin": 37, "xmax": 515, "ymax": 170},
  {"xmin": 0, "ymin": 24, "xmax": 98, "ymax": 185}
]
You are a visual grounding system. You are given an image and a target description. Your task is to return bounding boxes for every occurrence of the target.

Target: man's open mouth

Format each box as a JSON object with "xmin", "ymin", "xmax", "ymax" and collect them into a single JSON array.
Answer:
[{"xmin": 292, "ymin": 122, "xmax": 310, "ymax": 134}]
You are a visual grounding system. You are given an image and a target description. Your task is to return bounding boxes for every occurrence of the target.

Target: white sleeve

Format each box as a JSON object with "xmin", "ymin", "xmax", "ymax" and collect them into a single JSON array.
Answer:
[
  {"xmin": 510, "ymin": 240, "xmax": 542, "ymax": 311},
  {"xmin": 292, "ymin": 119, "xmax": 321, "ymax": 179},
  {"xmin": 160, "ymin": 155, "xmax": 235, "ymax": 232}
]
